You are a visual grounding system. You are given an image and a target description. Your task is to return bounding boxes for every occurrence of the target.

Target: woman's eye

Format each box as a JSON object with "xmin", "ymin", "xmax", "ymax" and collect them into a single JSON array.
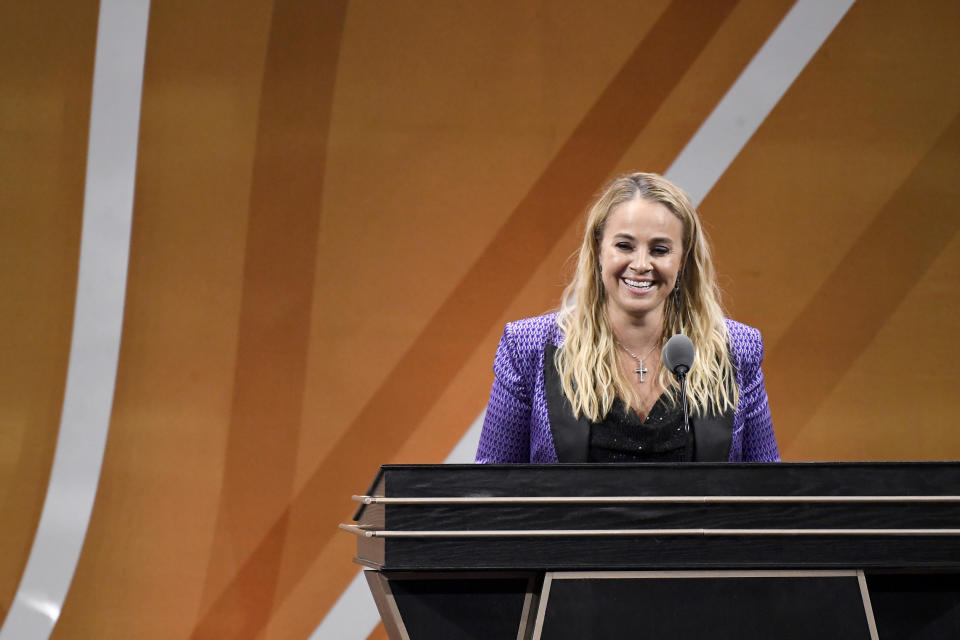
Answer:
[
  {"xmin": 615, "ymin": 242, "xmax": 632, "ymax": 250},
  {"xmin": 651, "ymin": 245, "xmax": 670, "ymax": 255}
]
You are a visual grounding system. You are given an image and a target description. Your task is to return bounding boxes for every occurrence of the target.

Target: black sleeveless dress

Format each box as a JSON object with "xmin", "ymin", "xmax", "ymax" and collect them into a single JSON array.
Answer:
[{"xmin": 587, "ymin": 395, "xmax": 692, "ymax": 462}]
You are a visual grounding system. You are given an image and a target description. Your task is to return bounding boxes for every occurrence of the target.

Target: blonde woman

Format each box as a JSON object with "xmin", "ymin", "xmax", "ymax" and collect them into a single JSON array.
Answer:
[{"xmin": 475, "ymin": 173, "xmax": 778, "ymax": 463}]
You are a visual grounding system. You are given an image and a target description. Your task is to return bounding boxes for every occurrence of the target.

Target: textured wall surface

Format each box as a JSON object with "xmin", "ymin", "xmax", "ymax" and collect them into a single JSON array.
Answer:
[{"xmin": 1, "ymin": 1, "xmax": 959, "ymax": 638}]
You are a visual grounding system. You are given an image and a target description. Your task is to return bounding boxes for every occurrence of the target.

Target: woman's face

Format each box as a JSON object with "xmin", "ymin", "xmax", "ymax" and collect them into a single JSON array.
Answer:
[{"xmin": 597, "ymin": 197, "xmax": 684, "ymax": 322}]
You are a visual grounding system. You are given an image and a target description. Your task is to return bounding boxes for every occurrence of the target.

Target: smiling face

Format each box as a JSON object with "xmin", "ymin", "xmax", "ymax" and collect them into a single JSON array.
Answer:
[{"xmin": 597, "ymin": 197, "xmax": 685, "ymax": 324}]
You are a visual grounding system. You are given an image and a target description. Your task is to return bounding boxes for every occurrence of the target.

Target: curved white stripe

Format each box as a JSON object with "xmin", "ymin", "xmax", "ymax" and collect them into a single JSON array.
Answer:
[
  {"xmin": 442, "ymin": 408, "xmax": 487, "ymax": 465},
  {"xmin": 666, "ymin": 0, "xmax": 856, "ymax": 205},
  {"xmin": 307, "ymin": 571, "xmax": 380, "ymax": 640},
  {"xmin": 312, "ymin": 2, "xmax": 855, "ymax": 638},
  {"xmin": 0, "ymin": 1, "xmax": 150, "ymax": 637}
]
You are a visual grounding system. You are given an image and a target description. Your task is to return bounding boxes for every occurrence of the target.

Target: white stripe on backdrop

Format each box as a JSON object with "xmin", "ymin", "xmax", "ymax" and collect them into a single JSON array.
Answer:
[
  {"xmin": 309, "ymin": 0, "xmax": 855, "ymax": 638},
  {"xmin": 0, "ymin": 1, "xmax": 151, "ymax": 638}
]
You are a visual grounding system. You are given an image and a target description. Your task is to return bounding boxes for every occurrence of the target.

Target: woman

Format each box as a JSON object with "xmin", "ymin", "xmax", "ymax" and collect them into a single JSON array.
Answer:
[{"xmin": 475, "ymin": 172, "xmax": 778, "ymax": 463}]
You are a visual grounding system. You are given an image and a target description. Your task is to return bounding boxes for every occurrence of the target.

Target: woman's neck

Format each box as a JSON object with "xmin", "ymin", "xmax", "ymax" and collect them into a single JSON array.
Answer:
[{"xmin": 606, "ymin": 304, "xmax": 664, "ymax": 351}]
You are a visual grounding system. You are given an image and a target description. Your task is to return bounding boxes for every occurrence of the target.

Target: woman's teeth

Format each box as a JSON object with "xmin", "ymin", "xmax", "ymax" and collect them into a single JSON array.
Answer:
[{"xmin": 623, "ymin": 279, "xmax": 653, "ymax": 289}]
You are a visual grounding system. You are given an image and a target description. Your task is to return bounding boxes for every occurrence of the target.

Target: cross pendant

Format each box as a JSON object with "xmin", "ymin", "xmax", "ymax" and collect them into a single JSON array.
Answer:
[{"xmin": 635, "ymin": 361, "xmax": 648, "ymax": 382}]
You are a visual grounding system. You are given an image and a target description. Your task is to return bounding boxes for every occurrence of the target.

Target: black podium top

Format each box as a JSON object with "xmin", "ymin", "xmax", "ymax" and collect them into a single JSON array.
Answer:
[{"xmin": 343, "ymin": 462, "xmax": 960, "ymax": 571}]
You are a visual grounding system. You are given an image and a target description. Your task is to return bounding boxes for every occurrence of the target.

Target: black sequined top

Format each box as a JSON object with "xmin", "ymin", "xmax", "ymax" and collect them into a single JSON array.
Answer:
[{"xmin": 587, "ymin": 395, "xmax": 692, "ymax": 462}]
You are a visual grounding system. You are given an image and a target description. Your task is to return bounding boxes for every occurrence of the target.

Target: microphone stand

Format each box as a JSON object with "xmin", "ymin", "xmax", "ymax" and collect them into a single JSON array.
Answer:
[
  {"xmin": 663, "ymin": 333, "xmax": 695, "ymax": 458},
  {"xmin": 676, "ymin": 365, "xmax": 691, "ymax": 452}
]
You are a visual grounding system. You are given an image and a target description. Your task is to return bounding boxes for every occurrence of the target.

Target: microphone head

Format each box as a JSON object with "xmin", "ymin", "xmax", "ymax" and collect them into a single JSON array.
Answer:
[{"xmin": 662, "ymin": 334, "xmax": 695, "ymax": 375}]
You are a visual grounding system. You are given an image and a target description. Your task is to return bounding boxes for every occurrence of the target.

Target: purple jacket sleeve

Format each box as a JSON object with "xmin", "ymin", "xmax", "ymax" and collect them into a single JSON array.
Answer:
[
  {"xmin": 475, "ymin": 324, "xmax": 533, "ymax": 463},
  {"xmin": 734, "ymin": 327, "xmax": 780, "ymax": 462}
]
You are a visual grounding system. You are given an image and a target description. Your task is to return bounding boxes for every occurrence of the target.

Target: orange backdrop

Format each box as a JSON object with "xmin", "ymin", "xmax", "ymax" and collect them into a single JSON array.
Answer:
[{"xmin": 1, "ymin": 0, "xmax": 959, "ymax": 638}]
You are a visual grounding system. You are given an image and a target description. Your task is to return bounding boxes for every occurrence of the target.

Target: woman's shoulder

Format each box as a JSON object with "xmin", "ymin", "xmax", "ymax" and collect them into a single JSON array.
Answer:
[
  {"xmin": 503, "ymin": 312, "xmax": 563, "ymax": 354},
  {"xmin": 507, "ymin": 311, "xmax": 560, "ymax": 333},
  {"xmin": 723, "ymin": 318, "xmax": 764, "ymax": 365}
]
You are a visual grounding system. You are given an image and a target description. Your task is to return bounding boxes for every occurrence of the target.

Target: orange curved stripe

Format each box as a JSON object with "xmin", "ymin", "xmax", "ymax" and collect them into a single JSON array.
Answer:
[{"xmin": 188, "ymin": 1, "xmax": 349, "ymax": 638}]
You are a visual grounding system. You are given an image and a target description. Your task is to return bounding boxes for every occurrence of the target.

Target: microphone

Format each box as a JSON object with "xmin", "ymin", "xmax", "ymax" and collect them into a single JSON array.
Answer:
[
  {"xmin": 662, "ymin": 334, "xmax": 695, "ymax": 376},
  {"xmin": 662, "ymin": 334, "xmax": 695, "ymax": 450}
]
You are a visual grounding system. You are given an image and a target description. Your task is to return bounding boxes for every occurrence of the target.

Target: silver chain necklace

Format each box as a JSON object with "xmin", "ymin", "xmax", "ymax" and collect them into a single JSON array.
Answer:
[{"xmin": 614, "ymin": 338, "xmax": 659, "ymax": 383}]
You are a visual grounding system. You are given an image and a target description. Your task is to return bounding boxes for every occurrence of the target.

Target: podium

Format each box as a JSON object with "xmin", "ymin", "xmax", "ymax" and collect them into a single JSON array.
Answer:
[{"xmin": 341, "ymin": 463, "xmax": 960, "ymax": 639}]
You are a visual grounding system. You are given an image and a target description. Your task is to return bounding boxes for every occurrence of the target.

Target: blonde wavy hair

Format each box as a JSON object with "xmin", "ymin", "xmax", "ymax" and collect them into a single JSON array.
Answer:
[{"xmin": 555, "ymin": 172, "xmax": 737, "ymax": 421}]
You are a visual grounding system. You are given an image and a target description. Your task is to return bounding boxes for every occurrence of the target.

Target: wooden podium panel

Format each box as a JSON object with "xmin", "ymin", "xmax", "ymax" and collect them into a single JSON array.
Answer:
[
  {"xmin": 365, "ymin": 571, "xmax": 539, "ymax": 640},
  {"xmin": 342, "ymin": 463, "xmax": 960, "ymax": 639},
  {"xmin": 866, "ymin": 572, "xmax": 960, "ymax": 639},
  {"xmin": 535, "ymin": 571, "xmax": 874, "ymax": 640}
]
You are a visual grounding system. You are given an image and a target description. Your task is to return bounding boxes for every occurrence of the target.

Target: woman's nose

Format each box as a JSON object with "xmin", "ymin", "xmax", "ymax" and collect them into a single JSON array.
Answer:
[{"xmin": 629, "ymin": 253, "xmax": 650, "ymax": 272}]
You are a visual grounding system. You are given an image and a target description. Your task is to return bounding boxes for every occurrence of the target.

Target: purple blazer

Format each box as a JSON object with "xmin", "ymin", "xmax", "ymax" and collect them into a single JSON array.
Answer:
[{"xmin": 475, "ymin": 313, "xmax": 779, "ymax": 463}]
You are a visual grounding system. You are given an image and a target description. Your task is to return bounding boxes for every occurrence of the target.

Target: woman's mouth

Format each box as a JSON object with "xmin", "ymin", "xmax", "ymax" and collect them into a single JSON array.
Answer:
[{"xmin": 622, "ymin": 277, "xmax": 654, "ymax": 293}]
